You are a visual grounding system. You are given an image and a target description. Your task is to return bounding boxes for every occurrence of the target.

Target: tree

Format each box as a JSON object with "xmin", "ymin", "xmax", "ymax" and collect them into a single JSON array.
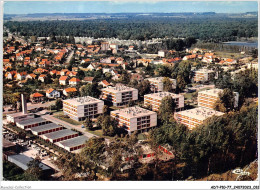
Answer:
[
  {"xmin": 215, "ymin": 88, "xmax": 235, "ymax": 113},
  {"xmin": 55, "ymin": 98, "xmax": 63, "ymax": 111},
  {"xmin": 23, "ymin": 156, "xmax": 43, "ymax": 180},
  {"xmin": 101, "ymin": 115, "xmax": 117, "ymax": 137},
  {"xmin": 158, "ymin": 96, "xmax": 176, "ymax": 124},
  {"xmin": 80, "ymin": 83, "xmax": 100, "ymax": 98},
  {"xmin": 84, "ymin": 118, "xmax": 93, "ymax": 131},
  {"xmin": 137, "ymin": 80, "xmax": 150, "ymax": 98},
  {"xmin": 162, "ymin": 77, "xmax": 173, "ymax": 92}
]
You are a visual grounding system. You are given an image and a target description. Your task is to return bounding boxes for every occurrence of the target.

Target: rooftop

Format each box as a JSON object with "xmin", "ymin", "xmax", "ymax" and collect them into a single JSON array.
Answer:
[
  {"xmin": 147, "ymin": 77, "xmax": 176, "ymax": 83},
  {"xmin": 102, "ymin": 84, "xmax": 137, "ymax": 93},
  {"xmin": 198, "ymin": 88, "xmax": 223, "ymax": 97},
  {"xmin": 63, "ymin": 96, "xmax": 103, "ymax": 106},
  {"xmin": 16, "ymin": 117, "xmax": 46, "ymax": 126},
  {"xmin": 111, "ymin": 106, "xmax": 156, "ymax": 118},
  {"xmin": 30, "ymin": 123, "xmax": 62, "ymax": 133},
  {"xmin": 42, "ymin": 129, "xmax": 78, "ymax": 140},
  {"xmin": 57, "ymin": 136, "xmax": 88, "ymax": 148},
  {"xmin": 145, "ymin": 92, "xmax": 183, "ymax": 100},
  {"xmin": 176, "ymin": 107, "xmax": 224, "ymax": 121},
  {"xmin": 195, "ymin": 67, "xmax": 214, "ymax": 73}
]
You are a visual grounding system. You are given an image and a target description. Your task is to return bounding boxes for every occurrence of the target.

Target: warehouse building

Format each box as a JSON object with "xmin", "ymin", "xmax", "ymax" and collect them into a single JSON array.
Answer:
[
  {"xmin": 63, "ymin": 96, "xmax": 104, "ymax": 121},
  {"xmin": 111, "ymin": 106, "xmax": 157, "ymax": 134},
  {"xmin": 147, "ymin": 77, "xmax": 176, "ymax": 92},
  {"xmin": 198, "ymin": 88, "xmax": 239, "ymax": 109},
  {"xmin": 101, "ymin": 84, "xmax": 138, "ymax": 106},
  {"xmin": 193, "ymin": 68, "xmax": 215, "ymax": 83},
  {"xmin": 144, "ymin": 92, "xmax": 184, "ymax": 112},
  {"xmin": 30, "ymin": 123, "xmax": 64, "ymax": 135},
  {"xmin": 56, "ymin": 136, "xmax": 88, "ymax": 152},
  {"xmin": 174, "ymin": 107, "xmax": 224, "ymax": 130},
  {"xmin": 16, "ymin": 117, "xmax": 51, "ymax": 130},
  {"xmin": 41, "ymin": 129, "xmax": 78, "ymax": 143}
]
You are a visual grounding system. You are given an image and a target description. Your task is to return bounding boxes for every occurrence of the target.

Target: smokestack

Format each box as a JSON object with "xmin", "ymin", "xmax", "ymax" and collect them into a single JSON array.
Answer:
[{"xmin": 21, "ymin": 94, "xmax": 27, "ymax": 114}]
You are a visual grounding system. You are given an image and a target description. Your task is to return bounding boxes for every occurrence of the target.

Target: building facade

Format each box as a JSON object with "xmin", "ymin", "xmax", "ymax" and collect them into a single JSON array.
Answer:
[
  {"xmin": 193, "ymin": 68, "xmax": 215, "ymax": 83},
  {"xmin": 147, "ymin": 77, "xmax": 176, "ymax": 92},
  {"xmin": 101, "ymin": 84, "xmax": 138, "ymax": 106},
  {"xmin": 111, "ymin": 106, "xmax": 157, "ymax": 134},
  {"xmin": 144, "ymin": 92, "xmax": 184, "ymax": 112},
  {"xmin": 63, "ymin": 96, "xmax": 104, "ymax": 121},
  {"xmin": 174, "ymin": 107, "xmax": 224, "ymax": 130}
]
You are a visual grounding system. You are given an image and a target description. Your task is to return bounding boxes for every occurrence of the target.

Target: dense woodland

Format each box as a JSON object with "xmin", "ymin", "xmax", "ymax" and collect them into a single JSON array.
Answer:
[{"xmin": 4, "ymin": 16, "xmax": 258, "ymax": 42}]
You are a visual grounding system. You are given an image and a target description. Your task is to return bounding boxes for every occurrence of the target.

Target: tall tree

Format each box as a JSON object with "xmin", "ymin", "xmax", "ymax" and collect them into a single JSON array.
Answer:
[{"xmin": 158, "ymin": 96, "xmax": 176, "ymax": 124}]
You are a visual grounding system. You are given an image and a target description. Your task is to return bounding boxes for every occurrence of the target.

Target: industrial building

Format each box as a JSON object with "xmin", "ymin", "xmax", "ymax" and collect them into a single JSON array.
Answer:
[
  {"xmin": 101, "ymin": 84, "xmax": 138, "ymax": 106},
  {"xmin": 56, "ymin": 136, "xmax": 89, "ymax": 152},
  {"xmin": 41, "ymin": 129, "xmax": 79, "ymax": 143},
  {"xmin": 174, "ymin": 107, "xmax": 224, "ymax": 130},
  {"xmin": 16, "ymin": 117, "xmax": 51, "ymax": 130},
  {"xmin": 63, "ymin": 96, "xmax": 104, "ymax": 121},
  {"xmin": 144, "ymin": 92, "xmax": 184, "ymax": 112},
  {"xmin": 198, "ymin": 88, "xmax": 239, "ymax": 109},
  {"xmin": 111, "ymin": 106, "xmax": 157, "ymax": 134},
  {"xmin": 193, "ymin": 68, "xmax": 215, "ymax": 83},
  {"xmin": 147, "ymin": 77, "xmax": 176, "ymax": 92},
  {"xmin": 30, "ymin": 123, "xmax": 64, "ymax": 135}
]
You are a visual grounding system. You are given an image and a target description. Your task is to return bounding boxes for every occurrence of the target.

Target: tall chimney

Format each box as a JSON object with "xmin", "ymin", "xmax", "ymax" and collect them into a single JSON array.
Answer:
[{"xmin": 21, "ymin": 94, "xmax": 27, "ymax": 114}]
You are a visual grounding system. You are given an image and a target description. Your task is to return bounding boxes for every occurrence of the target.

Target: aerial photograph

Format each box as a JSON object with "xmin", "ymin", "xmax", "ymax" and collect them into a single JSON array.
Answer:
[{"xmin": 1, "ymin": 0, "xmax": 259, "ymax": 187}]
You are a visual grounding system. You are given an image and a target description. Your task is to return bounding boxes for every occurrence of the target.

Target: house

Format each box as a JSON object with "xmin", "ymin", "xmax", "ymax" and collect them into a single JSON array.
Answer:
[
  {"xmin": 33, "ymin": 68, "xmax": 48, "ymax": 74},
  {"xmin": 5, "ymin": 71, "xmax": 16, "ymax": 80},
  {"xmin": 26, "ymin": 73, "xmax": 37, "ymax": 80},
  {"xmin": 63, "ymin": 87, "xmax": 77, "ymax": 97},
  {"xmin": 83, "ymin": 77, "xmax": 94, "ymax": 84},
  {"xmin": 59, "ymin": 76, "xmax": 69, "ymax": 85},
  {"xmin": 66, "ymin": 71, "xmax": 77, "ymax": 77},
  {"xmin": 99, "ymin": 80, "xmax": 111, "ymax": 87},
  {"xmin": 50, "ymin": 70, "xmax": 57, "ymax": 76},
  {"xmin": 131, "ymin": 73, "xmax": 144, "ymax": 82},
  {"xmin": 86, "ymin": 63, "xmax": 95, "ymax": 71},
  {"xmin": 111, "ymin": 70, "xmax": 118, "ymax": 76},
  {"xmin": 38, "ymin": 74, "xmax": 47, "ymax": 82},
  {"xmin": 69, "ymin": 77, "xmax": 80, "ymax": 86},
  {"xmin": 72, "ymin": 67, "xmax": 79, "ymax": 72},
  {"xmin": 60, "ymin": 69, "xmax": 69, "ymax": 76},
  {"xmin": 15, "ymin": 72, "xmax": 27, "ymax": 80},
  {"xmin": 158, "ymin": 50, "xmax": 167, "ymax": 57},
  {"xmin": 30, "ymin": 92, "xmax": 44, "ymax": 103},
  {"xmin": 46, "ymin": 88, "xmax": 60, "ymax": 99}
]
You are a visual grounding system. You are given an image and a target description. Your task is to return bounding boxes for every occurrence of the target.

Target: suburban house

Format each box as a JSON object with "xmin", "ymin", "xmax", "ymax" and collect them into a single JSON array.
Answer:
[
  {"xmin": 63, "ymin": 87, "xmax": 77, "ymax": 96},
  {"xmin": 99, "ymin": 80, "xmax": 111, "ymax": 87},
  {"xmin": 46, "ymin": 88, "xmax": 60, "ymax": 99},
  {"xmin": 83, "ymin": 77, "xmax": 94, "ymax": 84},
  {"xmin": 26, "ymin": 73, "xmax": 37, "ymax": 80},
  {"xmin": 59, "ymin": 76, "xmax": 69, "ymax": 85},
  {"xmin": 69, "ymin": 77, "xmax": 80, "ymax": 86},
  {"xmin": 86, "ymin": 63, "xmax": 95, "ymax": 71},
  {"xmin": 38, "ymin": 74, "xmax": 47, "ymax": 82},
  {"xmin": 15, "ymin": 72, "xmax": 27, "ymax": 80},
  {"xmin": 30, "ymin": 92, "xmax": 44, "ymax": 103}
]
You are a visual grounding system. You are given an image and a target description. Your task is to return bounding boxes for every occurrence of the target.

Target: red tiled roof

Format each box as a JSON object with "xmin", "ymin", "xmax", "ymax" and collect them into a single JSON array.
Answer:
[
  {"xmin": 46, "ymin": 88, "xmax": 55, "ymax": 94},
  {"xmin": 101, "ymin": 80, "xmax": 110, "ymax": 86},
  {"xmin": 59, "ymin": 76, "xmax": 68, "ymax": 81},
  {"xmin": 64, "ymin": 87, "xmax": 77, "ymax": 93},
  {"xmin": 31, "ymin": 92, "xmax": 44, "ymax": 98},
  {"xmin": 69, "ymin": 77, "xmax": 80, "ymax": 82}
]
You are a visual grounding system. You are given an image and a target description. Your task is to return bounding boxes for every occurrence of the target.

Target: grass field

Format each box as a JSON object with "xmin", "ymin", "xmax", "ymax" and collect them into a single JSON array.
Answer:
[
  {"xmin": 214, "ymin": 51, "xmax": 244, "ymax": 59},
  {"xmin": 54, "ymin": 114, "xmax": 81, "ymax": 125}
]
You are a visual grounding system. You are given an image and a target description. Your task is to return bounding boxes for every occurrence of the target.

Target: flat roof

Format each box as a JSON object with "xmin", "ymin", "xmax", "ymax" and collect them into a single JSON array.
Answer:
[
  {"xmin": 147, "ymin": 77, "xmax": 176, "ymax": 83},
  {"xmin": 198, "ymin": 88, "xmax": 223, "ymax": 97},
  {"xmin": 145, "ymin": 92, "xmax": 183, "ymax": 100},
  {"xmin": 102, "ymin": 84, "xmax": 137, "ymax": 93},
  {"xmin": 16, "ymin": 117, "xmax": 46, "ymax": 126},
  {"xmin": 3, "ymin": 138, "xmax": 16, "ymax": 148},
  {"xmin": 58, "ymin": 136, "xmax": 88, "ymax": 148},
  {"xmin": 7, "ymin": 112, "xmax": 30, "ymax": 117},
  {"xmin": 111, "ymin": 106, "xmax": 156, "ymax": 119},
  {"xmin": 8, "ymin": 154, "xmax": 51, "ymax": 171},
  {"xmin": 30, "ymin": 123, "xmax": 62, "ymax": 133},
  {"xmin": 42, "ymin": 129, "xmax": 78, "ymax": 140},
  {"xmin": 63, "ymin": 96, "xmax": 103, "ymax": 106},
  {"xmin": 195, "ymin": 68, "xmax": 214, "ymax": 73},
  {"xmin": 176, "ymin": 107, "xmax": 224, "ymax": 121}
]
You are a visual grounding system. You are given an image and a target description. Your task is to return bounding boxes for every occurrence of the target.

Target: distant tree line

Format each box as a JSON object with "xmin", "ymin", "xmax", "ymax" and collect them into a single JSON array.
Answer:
[{"xmin": 4, "ymin": 16, "xmax": 257, "ymax": 42}]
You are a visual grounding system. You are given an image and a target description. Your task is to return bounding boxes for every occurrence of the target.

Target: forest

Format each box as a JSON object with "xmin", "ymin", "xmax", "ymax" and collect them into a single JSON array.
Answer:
[{"xmin": 4, "ymin": 16, "xmax": 258, "ymax": 42}]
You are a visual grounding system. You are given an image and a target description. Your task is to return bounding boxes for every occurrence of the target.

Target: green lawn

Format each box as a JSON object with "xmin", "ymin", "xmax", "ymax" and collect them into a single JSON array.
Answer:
[
  {"xmin": 54, "ymin": 114, "xmax": 81, "ymax": 125},
  {"xmin": 214, "ymin": 51, "xmax": 243, "ymax": 59},
  {"xmin": 137, "ymin": 133, "xmax": 147, "ymax": 140}
]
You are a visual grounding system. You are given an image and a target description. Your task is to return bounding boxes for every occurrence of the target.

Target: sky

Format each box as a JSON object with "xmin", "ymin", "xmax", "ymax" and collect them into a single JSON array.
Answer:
[{"xmin": 4, "ymin": 1, "xmax": 258, "ymax": 14}]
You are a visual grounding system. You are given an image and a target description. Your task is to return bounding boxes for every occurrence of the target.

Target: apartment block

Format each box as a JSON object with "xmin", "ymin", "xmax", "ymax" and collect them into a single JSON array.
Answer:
[
  {"xmin": 144, "ymin": 92, "xmax": 184, "ymax": 112},
  {"xmin": 194, "ymin": 68, "xmax": 215, "ymax": 83},
  {"xmin": 101, "ymin": 84, "xmax": 138, "ymax": 106},
  {"xmin": 147, "ymin": 77, "xmax": 176, "ymax": 92},
  {"xmin": 63, "ymin": 96, "xmax": 104, "ymax": 121},
  {"xmin": 198, "ymin": 88, "xmax": 239, "ymax": 109},
  {"xmin": 174, "ymin": 107, "xmax": 224, "ymax": 130},
  {"xmin": 111, "ymin": 106, "xmax": 157, "ymax": 134}
]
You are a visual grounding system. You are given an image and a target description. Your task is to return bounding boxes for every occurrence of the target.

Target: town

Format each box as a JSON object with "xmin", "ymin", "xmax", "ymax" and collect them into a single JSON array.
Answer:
[{"xmin": 2, "ymin": 12, "xmax": 258, "ymax": 182}]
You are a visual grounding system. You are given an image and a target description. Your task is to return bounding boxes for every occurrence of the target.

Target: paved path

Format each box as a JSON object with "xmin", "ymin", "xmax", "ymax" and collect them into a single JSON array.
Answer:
[{"xmin": 41, "ymin": 114, "xmax": 97, "ymax": 139}]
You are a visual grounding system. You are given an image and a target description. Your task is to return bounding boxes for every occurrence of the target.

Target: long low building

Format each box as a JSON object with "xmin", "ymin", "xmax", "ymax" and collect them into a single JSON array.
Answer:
[
  {"xmin": 56, "ymin": 136, "xmax": 88, "ymax": 152},
  {"xmin": 41, "ymin": 129, "xmax": 79, "ymax": 143},
  {"xmin": 63, "ymin": 96, "xmax": 104, "ymax": 121},
  {"xmin": 111, "ymin": 106, "xmax": 157, "ymax": 134},
  {"xmin": 144, "ymin": 92, "xmax": 184, "ymax": 112},
  {"xmin": 174, "ymin": 107, "xmax": 224, "ymax": 130},
  {"xmin": 30, "ymin": 123, "xmax": 64, "ymax": 135},
  {"xmin": 16, "ymin": 117, "xmax": 51, "ymax": 130}
]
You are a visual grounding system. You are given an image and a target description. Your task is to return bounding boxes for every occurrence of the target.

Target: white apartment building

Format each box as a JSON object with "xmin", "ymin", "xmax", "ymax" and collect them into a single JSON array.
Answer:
[
  {"xmin": 144, "ymin": 92, "xmax": 184, "ymax": 112},
  {"xmin": 111, "ymin": 106, "xmax": 157, "ymax": 134},
  {"xmin": 101, "ymin": 84, "xmax": 138, "ymax": 106},
  {"xmin": 198, "ymin": 88, "xmax": 239, "ymax": 109},
  {"xmin": 174, "ymin": 107, "xmax": 224, "ymax": 130},
  {"xmin": 194, "ymin": 68, "xmax": 215, "ymax": 83},
  {"xmin": 63, "ymin": 96, "xmax": 104, "ymax": 121},
  {"xmin": 147, "ymin": 77, "xmax": 176, "ymax": 92}
]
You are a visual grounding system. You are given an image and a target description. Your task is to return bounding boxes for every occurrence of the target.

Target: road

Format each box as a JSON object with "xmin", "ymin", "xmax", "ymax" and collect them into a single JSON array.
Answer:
[{"xmin": 41, "ymin": 114, "xmax": 97, "ymax": 139}]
